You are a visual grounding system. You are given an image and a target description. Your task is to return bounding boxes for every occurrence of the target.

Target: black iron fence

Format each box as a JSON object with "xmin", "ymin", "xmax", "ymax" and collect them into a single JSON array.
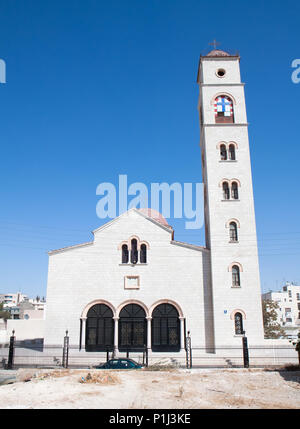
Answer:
[{"xmin": 0, "ymin": 331, "xmax": 298, "ymax": 370}]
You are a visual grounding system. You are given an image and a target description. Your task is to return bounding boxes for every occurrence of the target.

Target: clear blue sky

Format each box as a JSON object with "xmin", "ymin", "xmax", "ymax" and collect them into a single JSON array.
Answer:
[{"xmin": 0, "ymin": 0, "xmax": 299, "ymax": 298}]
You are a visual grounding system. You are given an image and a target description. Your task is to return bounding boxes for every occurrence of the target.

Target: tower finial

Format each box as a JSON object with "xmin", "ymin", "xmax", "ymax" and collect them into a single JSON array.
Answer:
[{"xmin": 209, "ymin": 39, "xmax": 220, "ymax": 50}]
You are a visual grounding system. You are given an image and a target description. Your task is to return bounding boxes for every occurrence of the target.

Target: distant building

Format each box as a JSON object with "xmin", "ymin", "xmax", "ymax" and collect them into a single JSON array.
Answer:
[
  {"xmin": 0, "ymin": 293, "xmax": 46, "ymax": 320},
  {"xmin": 0, "ymin": 295, "xmax": 46, "ymax": 343},
  {"xmin": 28, "ymin": 297, "xmax": 46, "ymax": 312},
  {"xmin": 262, "ymin": 282, "xmax": 300, "ymax": 339},
  {"xmin": 0, "ymin": 293, "xmax": 28, "ymax": 308},
  {"xmin": 20, "ymin": 299, "xmax": 45, "ymax": 320},
  {"xmin": 9, "ymin": 306, "xmax": 20, "ymax": 319}
]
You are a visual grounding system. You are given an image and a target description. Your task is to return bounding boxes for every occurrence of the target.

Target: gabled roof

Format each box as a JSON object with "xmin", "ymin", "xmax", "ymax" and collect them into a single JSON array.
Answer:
[
  {"xmin": 92, "ymin": 208, "xmax": 173, "ymax": 235},
  {"xmin": 48, "ymin": 208, "xmax": 173, "ymax": 255},
  {"xmin": 137, "ymin": 208, "xmax": 170, "ymax": 228},
  {"xmin": 48, "ymin": 208, "xmax": 209, "ymax": 256}
]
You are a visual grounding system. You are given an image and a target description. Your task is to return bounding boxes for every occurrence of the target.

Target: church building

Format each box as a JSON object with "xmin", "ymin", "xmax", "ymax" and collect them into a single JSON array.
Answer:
[{"xmin": 44, "ymin": 49, "xmax": 265, "ymax": 359}]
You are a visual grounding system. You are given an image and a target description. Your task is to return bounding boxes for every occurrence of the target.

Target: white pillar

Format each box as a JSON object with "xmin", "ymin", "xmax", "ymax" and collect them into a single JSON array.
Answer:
[
  {"xmin": 81, "ymin": 318, "xmax": 87, "ymax": 350},
  {"xmin": 179, "ymin": 317, "xmax": 185, "ymax": 350},
  {"xmin": 113, "ymin": 317, "xmax": 119, "ymax": 355},
  {"xmin": 146, "ymin": 317, "xmax": 152, "ymax": 350}
]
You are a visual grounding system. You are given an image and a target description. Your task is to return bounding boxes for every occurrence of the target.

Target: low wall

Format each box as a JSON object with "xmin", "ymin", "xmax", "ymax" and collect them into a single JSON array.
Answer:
[
  {"xmin": 0, "ymin": 329, "xmax": 6, "ymax": 344},
  {"xmin": 5, "ymin": 319, "xmax": 45, "ymax": 342}
]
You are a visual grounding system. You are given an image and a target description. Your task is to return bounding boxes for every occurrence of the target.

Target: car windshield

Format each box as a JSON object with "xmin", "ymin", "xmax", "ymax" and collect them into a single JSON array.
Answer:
[{"xmin": 108, "ymin": 360, "xmax": 119, "ymax": 367}]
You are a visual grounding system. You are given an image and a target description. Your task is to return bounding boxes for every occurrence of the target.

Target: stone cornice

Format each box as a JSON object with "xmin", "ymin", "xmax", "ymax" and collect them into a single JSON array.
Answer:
[
  {"xmin": 48, "ymin": 241, "xmax": 93, "ymax": 255},
  {"xmin": 202, "ymin": 123, "xmax": 249, "ymax": 127},
  {"xmin": 171, "ymin": 240, "xmax": 209, "ymax": 252},
  {"xmin": 200, "ymin": 83, "xmax": 245, "ymax": 87},
  {"xmin": 200, "ymin": 56, "xmax": 240, "ymax": 61}
]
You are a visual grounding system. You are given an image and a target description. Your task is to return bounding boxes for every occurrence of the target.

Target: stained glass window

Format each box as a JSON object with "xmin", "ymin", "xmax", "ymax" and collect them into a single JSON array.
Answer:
[
  {"xmin": 235, "ymin": 312, "xmax": 243, "ymax": 335},
  {"xmin": 229, "ymin": 222, "xmax": 238, "ymax": 242},
  {"xmin": 214, "ymin": 96, "xmax": 234, "ymax": 123},
  {"xmin": 232, "ymin": 265, "xmax": 241, "ymax": 287}
]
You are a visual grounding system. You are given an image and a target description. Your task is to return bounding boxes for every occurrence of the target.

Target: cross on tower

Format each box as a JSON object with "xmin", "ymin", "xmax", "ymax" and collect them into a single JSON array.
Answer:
[{"xmin": 209, "ymin": 39, "xmax": 220, "ymax": 50}]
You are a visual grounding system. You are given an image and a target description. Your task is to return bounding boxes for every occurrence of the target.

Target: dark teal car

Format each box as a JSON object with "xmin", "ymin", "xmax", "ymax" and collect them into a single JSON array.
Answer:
[{"xmin": 95, "ymin": 358, "xmax": 143, "ymax": 369}]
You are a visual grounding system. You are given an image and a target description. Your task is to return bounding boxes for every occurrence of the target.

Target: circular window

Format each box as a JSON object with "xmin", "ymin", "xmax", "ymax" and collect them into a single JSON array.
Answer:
[
  {"xmin": 216, "ymin": 68, "xmax": 226, "ymax": 78},
  {"xmin": 24, "ymin": 314, "xmax": 29, "ymax": 320}
]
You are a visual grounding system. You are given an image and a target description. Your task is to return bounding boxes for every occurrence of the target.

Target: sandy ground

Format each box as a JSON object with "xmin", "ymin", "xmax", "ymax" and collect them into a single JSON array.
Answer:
[{"xmin": 0, "ymin": 368, "xmax": 299, "ymax": 409}]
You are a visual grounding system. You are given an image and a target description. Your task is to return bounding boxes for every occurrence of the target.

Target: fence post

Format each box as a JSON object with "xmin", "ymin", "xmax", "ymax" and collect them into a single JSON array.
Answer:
[
  {"xmin": 62, "ymin": 330, "xmax": 69, "ymax": 368},
  {"xmin": 185, "ymin": 331, "xmax": 192, "ymax": 369},
  {"xmin": 142, "ymin": 345, "xmax": 148, "ymax": 367},
  {"xmin": 7, "ymin": 330, "xmax": 15, "ymax": 370},
  {"xmin": 242, "ymin": 331, "xmax": 249, "ymax": 368}
]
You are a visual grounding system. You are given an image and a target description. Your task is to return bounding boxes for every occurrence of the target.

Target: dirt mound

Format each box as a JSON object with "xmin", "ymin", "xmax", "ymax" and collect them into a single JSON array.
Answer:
[
  {"xmin": 1, "ymin": 368, "xmax": 299, "ymax": 409},
  {"xmin": 79, "ymin": 371, "xmax": 120, "ymax": 385}
]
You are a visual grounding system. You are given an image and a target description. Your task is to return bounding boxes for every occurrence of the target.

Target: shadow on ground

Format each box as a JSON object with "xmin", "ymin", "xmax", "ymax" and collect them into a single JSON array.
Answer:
[{"xmin": 264, "ymin": 365, "xmax": 300, "ymax": 384}]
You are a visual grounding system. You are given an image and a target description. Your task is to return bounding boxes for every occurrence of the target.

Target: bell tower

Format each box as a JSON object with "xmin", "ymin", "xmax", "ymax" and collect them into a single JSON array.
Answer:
[{"xmin": 197, "ymin": 49, "xmax": 264, "ymax": 346}]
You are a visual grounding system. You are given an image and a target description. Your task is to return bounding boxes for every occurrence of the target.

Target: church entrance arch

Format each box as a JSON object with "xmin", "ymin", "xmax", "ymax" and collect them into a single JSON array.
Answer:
[
  {"xmin": 151, "ymin": 303, "xmax": 180, "ymax": 352},
  {"xmin": 119, "ymin": 304, "xmax": 147, "ymax": 351},
  {"xmin": 86, "ymin": 304, "xmax": 114, "ymax": 352}
]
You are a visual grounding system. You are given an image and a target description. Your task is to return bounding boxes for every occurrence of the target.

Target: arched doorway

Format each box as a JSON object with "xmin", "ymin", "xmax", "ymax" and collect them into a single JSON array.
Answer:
[
  {"xmin": 119, "ymin": 304, "xmax": 147, "ymax": 351},
  {"xmin": 152, "ymin": 303, "xmax": 180, "ymax": 352},
  {"xmin": 86, "ymin": 304, "xmax": 114, "ymax": 352}
]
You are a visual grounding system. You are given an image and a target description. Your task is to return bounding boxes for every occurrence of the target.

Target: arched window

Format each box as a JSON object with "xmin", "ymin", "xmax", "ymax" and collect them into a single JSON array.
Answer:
[
  {"xmin": 229, "ymin": 222, "xmax": 238, "ymax": 242},
  {"xmin": 86, "ymin": 304, "xmax": 114, "ymax": 352},
  {"xmin": 152, "ymin": 304, "xmax": 180, "ymax": 352},
  {"xmin": 140, "ymin": 244, "xmax": 147, "ymax": 264},
  {"xmin": 122, "ymin": 244, "xmax": 129, "ymax": 264},
  {"xmin": 229, "ymin": 144, "xmax": 236, "ymax": 160},
  {"xmin": 119, "ymin": 304, "xmax": 146, "ymax": 351},
  {"xmin": 214, "ymin": 96, "xmax": 234, "ymax": 124},
  {"xmin": 130, "ymin": 239, "xmax": 138, "ymax": 264},
  {"xmin": 223, "ymin": 182, "xmax": 230, "ymax": 200},
  {"xmin": 232, "ymin": 265, "xmax": 241, "ymax": 287},
  {"xmin": 234, "ymin": 312, "xmax": 244, "ymax": 335},
  {"xmin": 231, "ymin": 182, "xmax": 239, "ymax": 200},
  {"xmin": 220, "ymin": 144, "xmax": 227, "ymax": 161}
]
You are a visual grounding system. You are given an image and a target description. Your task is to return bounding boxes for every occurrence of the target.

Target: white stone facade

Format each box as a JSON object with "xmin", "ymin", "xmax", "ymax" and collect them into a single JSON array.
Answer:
[{"xmin": 44, "ymin": 51, "xmax": 266, "ymax": 356}]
